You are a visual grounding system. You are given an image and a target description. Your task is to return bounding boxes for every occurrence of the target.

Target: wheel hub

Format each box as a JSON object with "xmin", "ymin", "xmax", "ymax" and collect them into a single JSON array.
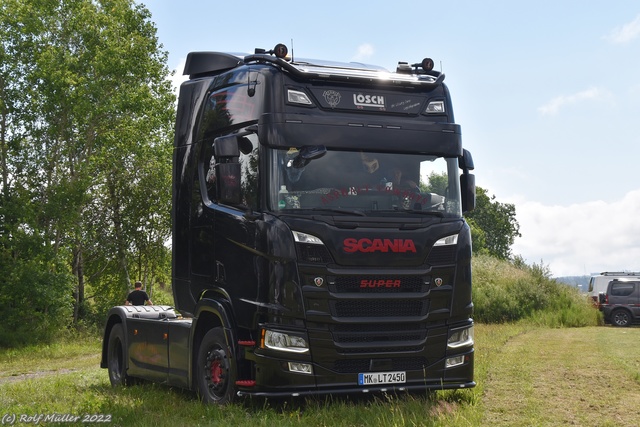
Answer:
[{"xmin": 206, "ymin": 349, "xmax": 227, "ymax": 392}]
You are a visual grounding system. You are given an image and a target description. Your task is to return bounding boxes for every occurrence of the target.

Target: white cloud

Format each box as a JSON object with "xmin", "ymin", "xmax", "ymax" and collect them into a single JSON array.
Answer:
[
  {"xmin": 604, "ymin": 14, "xmax": 640, "ymax": 44},
  {"xmin": 511, "ymin": 189, "xmax": 640, "ymax": 276},
  {"xmin": 537, "ymin": 87, "xmax": 611, "ymax": 116},
  {"xmin": 351, "ymin": 44, "xmax": 375, "ymax": 62}
]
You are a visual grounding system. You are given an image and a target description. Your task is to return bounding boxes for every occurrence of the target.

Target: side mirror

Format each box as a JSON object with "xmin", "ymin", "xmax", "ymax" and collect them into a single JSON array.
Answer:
[
  {"xmin": 460, "ymin": 173, "xmax": 476, "ymax": 213},
  {"xmin": 213, "ymin": 135, "xmax": 242, "ymax": 205},
  {"xmin": 459, "ymin": 149, "xmax": 474, "ymax": 171},
  {"xmin": 214, "ymin": 135, "xmax": 240, "ymax": 158}
]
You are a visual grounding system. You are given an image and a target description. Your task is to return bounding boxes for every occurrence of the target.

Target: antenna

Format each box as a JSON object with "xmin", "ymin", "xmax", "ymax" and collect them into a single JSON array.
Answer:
[{"xmin": 291, "ymin": 38, "xmax": 295, "ymax": 62}]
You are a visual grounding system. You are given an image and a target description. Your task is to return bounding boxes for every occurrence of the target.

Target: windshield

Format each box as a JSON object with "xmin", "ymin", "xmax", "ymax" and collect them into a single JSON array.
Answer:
[{"xmin": 267, "ymin": 148, "xmax": 462, "ymax": 217}]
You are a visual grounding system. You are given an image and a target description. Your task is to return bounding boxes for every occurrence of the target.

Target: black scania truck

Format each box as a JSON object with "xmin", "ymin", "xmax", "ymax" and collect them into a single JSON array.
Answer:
[{"xmin": 101, "ymin": 44, "xmax": 476, "ymax": 403}]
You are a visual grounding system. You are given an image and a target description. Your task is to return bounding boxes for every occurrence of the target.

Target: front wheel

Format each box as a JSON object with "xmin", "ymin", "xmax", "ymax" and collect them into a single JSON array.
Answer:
[
  {"xmin": 611, "ymin": 309, "xmax": 632, "ymax": 327},
  {"xmin": 196, "ymin": 328, "xmax": 237, "ymax": 404}
]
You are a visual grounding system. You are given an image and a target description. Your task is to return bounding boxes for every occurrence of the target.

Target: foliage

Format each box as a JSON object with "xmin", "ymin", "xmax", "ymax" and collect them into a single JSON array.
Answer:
[
  {"xmin": 0, "ymin": 0, "xmax": 175, "ymax": 344},
  {"xmin": 0, "ymin": 234, "xmax": 74, "ymax": 346},
  {"xmin": 424, "ymin": 173, "xmax": 519, "ymax": 260},
  {"xmin": 472, "ymin": 254, "xmax": 601, "ymax": 327},
  {"xmin": 465, "ymin": 187, "xmax": 521, "ymax": 259}
]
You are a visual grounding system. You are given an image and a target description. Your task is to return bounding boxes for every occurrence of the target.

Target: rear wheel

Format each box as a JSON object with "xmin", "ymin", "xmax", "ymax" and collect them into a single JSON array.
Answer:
[
  {"xmin": 196, "ymin": 328, "xmax": 237, "ymax": 404},
  {"xmin": 107, "ymin": 323, "xmax": 133, "ymax": 386},
  {"xmin": 611, "ymin": 309, "xmax": 632, "ymax": 327}
]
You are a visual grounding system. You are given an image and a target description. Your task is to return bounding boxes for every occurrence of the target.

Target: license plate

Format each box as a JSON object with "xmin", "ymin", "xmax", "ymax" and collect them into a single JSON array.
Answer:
[{"xmin": 358, "ymin": 371, "xmax": 406, "ymax": 385}]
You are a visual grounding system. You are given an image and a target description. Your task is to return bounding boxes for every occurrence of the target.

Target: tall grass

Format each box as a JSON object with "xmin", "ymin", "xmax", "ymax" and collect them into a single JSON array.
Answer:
[{"xmin": 472, "ymin": 254, "xmax": 601, "ymax": 327}]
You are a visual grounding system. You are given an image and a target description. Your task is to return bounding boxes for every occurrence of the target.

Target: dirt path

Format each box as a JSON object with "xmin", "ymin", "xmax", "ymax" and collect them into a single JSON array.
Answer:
[
  {"xmin": 0, "ymin": 353, "xmax": 100, "ymax": 385},
  {"xmin": 481, "ymin": 327, "xmax": 640, "ymax": 426}
]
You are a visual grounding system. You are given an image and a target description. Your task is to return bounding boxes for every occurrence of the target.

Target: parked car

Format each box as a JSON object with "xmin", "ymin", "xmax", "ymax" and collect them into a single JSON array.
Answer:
[
  {"xmin": 588, "ymin": 272, "xmax": 640, "ymax": 304},
  {"xmin": 598, "ymin": 279, "xmax": 640, "ymax": 327}
]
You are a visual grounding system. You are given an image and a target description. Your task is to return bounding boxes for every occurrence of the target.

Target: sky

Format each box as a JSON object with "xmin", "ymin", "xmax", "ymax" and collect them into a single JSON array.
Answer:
[{"xmin": 143, "ymin": 0, "xmax": 640, "ymax": 277}]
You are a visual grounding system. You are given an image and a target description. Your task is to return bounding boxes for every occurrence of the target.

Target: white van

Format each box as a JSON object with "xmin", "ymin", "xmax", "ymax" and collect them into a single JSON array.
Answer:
[{"xmin": 588, "ymin": 272, "xmax": 640, "ymax": 303}]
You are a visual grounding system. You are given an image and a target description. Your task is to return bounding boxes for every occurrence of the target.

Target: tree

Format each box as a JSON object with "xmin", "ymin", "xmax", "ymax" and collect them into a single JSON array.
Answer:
[
  {"xmin": 0, "ymin": 0, "xmax": 175, "ymax": 343},
  {"xmin": 464, "ymin": 186, "xmax": 521, "ymax": 259}
]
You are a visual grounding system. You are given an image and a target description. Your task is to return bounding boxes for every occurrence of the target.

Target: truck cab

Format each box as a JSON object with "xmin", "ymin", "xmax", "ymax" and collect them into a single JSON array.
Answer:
[{"xmin": 102, "ymin": 44, "xmax": 476, "ymax": 403}]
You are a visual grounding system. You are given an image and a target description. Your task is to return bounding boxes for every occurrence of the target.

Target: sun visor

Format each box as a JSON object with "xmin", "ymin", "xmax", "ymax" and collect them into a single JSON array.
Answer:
[{"xmin": 257, "ymin": 113, "xmax": 462, "ymax": 156}]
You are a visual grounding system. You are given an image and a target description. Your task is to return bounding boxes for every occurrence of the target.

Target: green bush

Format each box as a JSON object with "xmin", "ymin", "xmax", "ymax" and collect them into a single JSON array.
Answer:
[
  {"xmin": 0, "ymin": 251, "xmax": 74, "ymax": 347},
  {"xmin": 472, "ymin": 254, "xmax": 601, "ymax": 327}
]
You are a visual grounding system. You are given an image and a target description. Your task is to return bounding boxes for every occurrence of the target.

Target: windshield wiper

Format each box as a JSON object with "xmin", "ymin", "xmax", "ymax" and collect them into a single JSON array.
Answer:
[
  {"xmin": 309, "ymin": 207, "xmax": 367, "ymax": 216},
  {"xmin": 377, "ymin": 209, "xmax": 444, "ymax": 217}
]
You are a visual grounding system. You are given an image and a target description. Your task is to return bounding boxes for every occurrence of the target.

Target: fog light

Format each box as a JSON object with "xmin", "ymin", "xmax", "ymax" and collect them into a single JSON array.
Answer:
[
  {"xmin": 288, "ymin": 362, "xmax": 313, "ymax": 375},
  {"xmin": 446, "ymin": 356, "xmax": 465, "ymax": 368}
]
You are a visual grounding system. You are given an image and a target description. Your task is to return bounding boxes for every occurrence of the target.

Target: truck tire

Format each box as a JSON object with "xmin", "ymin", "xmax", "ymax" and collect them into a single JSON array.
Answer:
[
  {"xmin": 196, "ymin": 327, "xmax": 237, "ymax": 404},
  {"xmin": 107, "ymin": 323, "xmax": 133, "ymax": 386},
  {"xmin": 611, "ymin": 309, "xmax": 632, "ymax": 327}
]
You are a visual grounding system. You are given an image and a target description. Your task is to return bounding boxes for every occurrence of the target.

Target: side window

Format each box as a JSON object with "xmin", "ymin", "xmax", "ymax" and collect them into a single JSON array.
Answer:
[
  {"xmin": 239, "ymin": 135, "xmax": 259, "ymax": 210},
  {"xmin": 610, "ymin": 282, "xmax": 635, "ymax": 297},
  {"xmin": 198, "ymin": 135, "xmax": 259, "ymax": 209},
  {"xmin": 202, "ymin": 141, "xmax": 217, "ymax": 202}
]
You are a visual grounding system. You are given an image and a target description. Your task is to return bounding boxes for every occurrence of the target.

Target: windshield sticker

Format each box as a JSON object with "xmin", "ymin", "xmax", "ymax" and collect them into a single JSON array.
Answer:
[{"xmin": 321, "ymin": 185, "xmax": 430, "ymax": 206}]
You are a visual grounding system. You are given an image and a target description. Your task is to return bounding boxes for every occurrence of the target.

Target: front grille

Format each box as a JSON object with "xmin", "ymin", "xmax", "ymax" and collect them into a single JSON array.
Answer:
[
  {"xmin": 332, "ymin": 323, "xmax": 427, "ymax": 344},
  {"xmin": 427, "ymin": 245, "xmax": 456, "ymax": 265},
  {"xmin": 333, "ymin": 357, "xmax": 428, "ymax": 374},
  {"xmin": 296, "ymin": 243, "xmax": 333, "ymax": 263},
  {"xmin": 332, "ymin": 299, "xmax": 426, "ymax": 317},
  {"xmin": 300, "ymin": 266, "xmax": 444, "ymax": 374},
  {"xmin": 334, "ymin": 331, "xmax": 426, "ymax": 344},
  {"xmin": 339, "ymin": 345, "xmax": 424, "ymax": 354}
]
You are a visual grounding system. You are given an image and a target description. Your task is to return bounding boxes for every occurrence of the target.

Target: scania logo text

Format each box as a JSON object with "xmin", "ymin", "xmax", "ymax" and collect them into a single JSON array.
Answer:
[{"xmin": 343, "ymin": 238, "xmax": 417, "ymax": 253}]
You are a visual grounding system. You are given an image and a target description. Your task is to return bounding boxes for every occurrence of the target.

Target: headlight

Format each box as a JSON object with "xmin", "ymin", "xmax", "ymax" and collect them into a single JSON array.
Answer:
[
  {"xmin": 292, "ymin": 230, "xmax": 333, "ymax": 264},
  {"xmin": 292, "ymin": 230, "xmax": 324, "ymax": 245},
  {"xmin": 448, "ymin": 326, "xmax": 474, "ymax": 349},
  {"xmin": 434, "ymin": 234, "xmax": 458, "ymax": 246},
  {"xmin": 262, "ymin": 329, "xmax": 309, "ymax": 353}
]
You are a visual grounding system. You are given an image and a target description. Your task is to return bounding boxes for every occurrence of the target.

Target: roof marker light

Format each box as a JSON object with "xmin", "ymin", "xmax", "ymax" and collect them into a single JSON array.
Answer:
[
  {"xmin": 287, "ymin": 89, "xmax": 313, "ymax": 105},
  {"xmin": 426, "ymin": 100, "xmax": 445, "ymax": 114}
]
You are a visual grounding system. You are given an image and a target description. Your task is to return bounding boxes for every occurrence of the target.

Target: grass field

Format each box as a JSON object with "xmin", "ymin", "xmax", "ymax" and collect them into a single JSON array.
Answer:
[{"xmin": 1, "ymin": 325, "xmax": 639, "ymax": 426}]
